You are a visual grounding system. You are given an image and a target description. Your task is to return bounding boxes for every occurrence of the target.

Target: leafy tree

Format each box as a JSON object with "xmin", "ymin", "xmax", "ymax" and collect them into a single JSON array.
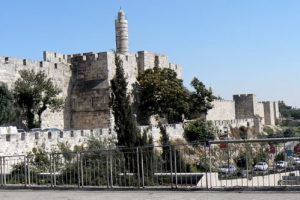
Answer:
[
  {"xmin": 137, "ymin": 67, "xmax": 189, "ymax": 124},
  {"xmin": 0, "ymin": 84, "xmax": 15, "ymax": 125},
  {"xmin": 188, "ymin": 77, "xmax": 215, "ymax": 119},
  {"xmin": 13, "ymin": 70, "xmax": 63, "ymax": 128},
  {"xmin": 110, "ymin": 55, "xmax": 139, "ymax": 148},
  {"xmin": 184, "ymin": 120, "xmax": 216, "ymax": 145},
  {"xmin": 279, "ymin": 101, "xmax": 300, "ymax": 120}
]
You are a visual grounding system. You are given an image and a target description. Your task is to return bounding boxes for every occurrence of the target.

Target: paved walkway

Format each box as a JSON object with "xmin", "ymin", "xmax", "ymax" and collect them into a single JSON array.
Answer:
[{"xmin": 0, "ymin": 190, "xmax": 300, "ymax": 200}]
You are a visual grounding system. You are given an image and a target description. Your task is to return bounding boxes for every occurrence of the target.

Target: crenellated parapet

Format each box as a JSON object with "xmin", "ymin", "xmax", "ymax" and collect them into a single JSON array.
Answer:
[
  {"xmin": 0, "ymin": 128, "xmax": 116, "ymax": 157},
  {"xmin": 137, "ymin": 51, "xmax": 182, "ymax": 78}
]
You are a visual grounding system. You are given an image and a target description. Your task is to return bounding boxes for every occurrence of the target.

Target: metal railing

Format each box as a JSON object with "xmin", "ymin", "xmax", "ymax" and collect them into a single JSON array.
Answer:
[{"xmin": 1, "ymin": 137, "xmax": 300, "ymax": 189}]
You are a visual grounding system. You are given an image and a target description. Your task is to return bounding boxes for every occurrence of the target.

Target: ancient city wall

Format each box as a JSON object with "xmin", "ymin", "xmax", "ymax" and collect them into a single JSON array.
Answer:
[
  {"xmin": 206, "ymin": 100, "xmax": 236, "ymax": 121},
  {"xmin": 0, "ymin": 52, "xmax": 72, "ymax": 129},
  {"xmin": 263, "ymin": 101, "xmax": 276, "ymax": 125},
  {"xmin": 255, "ymin": 102, "xmax": 265, "ymax": 124},
  {"xmin": 209, "ymin": 118, "xmax": 255, "ymax": 135},
  {"xmin": 273, "ymin": 101, "xmax": 280, "ymax": 122},
  {"xmin": 234, "ymin": 94, "xmax": 256, "ymax": 119},
  {"xmin": 0, "ymin": 123, "xmax": 185, "ymax": 157},
  {"xmin": 137, "ymin": 51, "xmax": 182, "ymax": 79}
]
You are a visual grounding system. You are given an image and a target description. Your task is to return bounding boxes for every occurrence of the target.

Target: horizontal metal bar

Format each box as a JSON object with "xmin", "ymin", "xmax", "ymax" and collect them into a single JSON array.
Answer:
[{"xmin": 209, "ymin": 137, "xmax": 300, "ymax": 144}]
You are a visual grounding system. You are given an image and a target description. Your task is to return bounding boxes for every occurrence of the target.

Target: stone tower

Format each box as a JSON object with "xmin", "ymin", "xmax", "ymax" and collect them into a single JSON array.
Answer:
[{"xmin": 115, "ymin": 9, "xmax": 129, "ymax": 54}]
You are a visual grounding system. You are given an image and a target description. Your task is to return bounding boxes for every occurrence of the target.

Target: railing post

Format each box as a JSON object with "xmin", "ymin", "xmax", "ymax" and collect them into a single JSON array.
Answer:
[
  {"xmin": 204, "ymin": 142, "xmax": 208, "ymax": 189},
  {"xmin": 106, "ymin": 151, "xmax": 110, "ymax": 188},
  {"xmin": 136, "ymin": 147, "xmax": 140, "ymax": 188},
  {"xmin": 27, "ymin": 156, "xmax": 30, "ymax": 186},
  {"xmin": 0, "ymin": 157, "xmax": 3, "ymax": 187},
  {"xmin": 80, "ymin": 153, "xmax": 84, "ymax": 188},
  {"xmin": 24, "ymin": 156, "xmax": 28, "ymax": 187},
  {"xmin": 53, "ymin": 154, "xmax": 56, "ymax": 187},
  {"xmin": 169, "ymin": 145, "xmax": 173, "ymax": 189},
  {"xmin": 50, "ymin": 154, "xmax": 53, "ymax": 188},
  {"xmin": 173, "ymin": 147, "xmax": 178, "ymax": 188},
  {"xmin": 209, "ymin": 143, "xmax": 212, "ymax": 189},
  {"xmin": 77, "ymin": 152, "xmax": 80, "ymax": 188},
  {"xmin": 140, "ymin": 147, "xmax": 145, "ymax": 188},
  {"xmin": 109, "ymin": 150, "xmax": 113, "ymax": 188}
]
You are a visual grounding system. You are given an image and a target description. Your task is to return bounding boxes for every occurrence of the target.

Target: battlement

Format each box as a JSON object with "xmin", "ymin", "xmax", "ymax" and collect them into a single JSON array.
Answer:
[
  {"xmin": 0, "ymin": 128, "xmax": 116, "ymax": 156},
  {"xmin": 43, "ymin": 51, "xmax": 69, "ymax": 64},
  {"xmin": 70, "ymin": 52, "xmax": 112, "ymax": 63},
  {"xmin": 233, "ymin": 94, "xmax": 255, "ymax": 99},
  {"xmin": 213, "ymin": 99, "xmax": 235, "ymax": 103},
  {"xmin": 137, "ymin": 51, "xmax": 182, "ymax": 78}
]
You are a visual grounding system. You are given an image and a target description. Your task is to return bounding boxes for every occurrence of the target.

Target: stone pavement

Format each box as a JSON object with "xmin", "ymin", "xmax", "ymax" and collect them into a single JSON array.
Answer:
[{"xmin": 0, "ymin": 190, "xmax": 299, "ymax": 200}]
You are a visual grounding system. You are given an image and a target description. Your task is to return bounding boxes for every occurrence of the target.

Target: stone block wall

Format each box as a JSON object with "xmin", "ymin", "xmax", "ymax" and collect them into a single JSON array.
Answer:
[
  {"xmin": 206, "ymin": 100, "xmax": 236, "ymax": 121},
  {"xmin": 273, "ymin": 102, "xmax": 280, "ymax": 122},
  {"xmin": 137, "ymin": 51, "xmax": 182, "ymax": 79},
  {"xmin": 43, "ymin": 51, "xmax": 69, "ymax": 64},
  {"xmin": 255, "ymin": 102, "xmax": 265, "ymax": 124},
  {"xmin": 0, "ymin": 53, "xmax": 72, "ymax": 129},
  {"xmin": 263, "ymin": 101, "xmax": 276, "ymax": 125},
  {"xmin": 0, "ymin": 123, "xmax": 185, "ymax": 156},
  {"xmin": 234, "ymin": 94, "xmax": 256, "ymax": 119}
]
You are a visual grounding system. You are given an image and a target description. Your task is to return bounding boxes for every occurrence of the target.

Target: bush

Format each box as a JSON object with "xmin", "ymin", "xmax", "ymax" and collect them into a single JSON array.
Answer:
[{"xmin": 184, "ymin": 120, "xmax": 216, "ymax": 144}]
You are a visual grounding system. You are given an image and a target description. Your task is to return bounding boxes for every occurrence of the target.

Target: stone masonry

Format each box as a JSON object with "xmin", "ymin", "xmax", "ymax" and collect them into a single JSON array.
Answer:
[{"xmin": 0, "ymin": 9, "xmax": 182, "ymax": 130}]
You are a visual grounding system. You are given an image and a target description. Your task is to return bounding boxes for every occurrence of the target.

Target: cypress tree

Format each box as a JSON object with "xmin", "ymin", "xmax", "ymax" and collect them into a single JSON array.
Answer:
[{"xmin": 110, "ymin": 54, "xmax": 139, "ymax": 148}]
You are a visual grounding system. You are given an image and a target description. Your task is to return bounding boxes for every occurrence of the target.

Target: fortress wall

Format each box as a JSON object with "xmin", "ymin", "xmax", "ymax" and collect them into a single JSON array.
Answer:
[
  {"xmin": 0, "ymin": 128, "xmax": 116, "ymax": 157},
  {"xmin": 0, "ymin": 124, "xmax": 185, "ymax": 156},
  {"xmin": 206, "ymin": 100, "xmax": 236, "ymax": 121},
  {"xmin": 273, "ymin": 102, "xmax": 280, "ymax": 122},
  {"xmin": 137, "ymin": 51, "xmax": 182, "ymax": 78},
  {"xmin": 210, "ymin": 118, "xmax": 255, "ymax": 138},
  {"xmin": 0, "ymin": 53, "xmax": 72, "ymax": 129},
  {"xmin": 255, "ymin": 102, "xmax": 265, "ymax": 123},
  {"xmin": 71, "ymin": 52, "xmax": 110, "ymax": 81},
  {"xmin": 115, "ymin": 53, "xmax": 139, "ymax": 91},
  {"xmin": 169, "ymin": 63, "xmax": 182, "ymax": 79},
  {"xmin": 43, "ymin": 51, "xmax": 69, "ymax": 64},
  {"xmin": 70, "ymin": 52, "xmax": 112, "ymax": 130},
  {"xmin": 263, "ymin": 101, "xmax": 275, "ymax": 125},
  {"xmin": 140, "ymin": 123, "xmax": 185, "ymax": 146},
  {"xmin": 234, "ymin": 94, "xmax": 256, "ymax": 119}
]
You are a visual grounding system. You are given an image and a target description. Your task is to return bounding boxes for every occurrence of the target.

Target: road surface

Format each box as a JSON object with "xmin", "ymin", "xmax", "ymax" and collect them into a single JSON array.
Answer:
[{"xmin": 0, "ymin": 190, "xmax": 299, "ymax": 200}]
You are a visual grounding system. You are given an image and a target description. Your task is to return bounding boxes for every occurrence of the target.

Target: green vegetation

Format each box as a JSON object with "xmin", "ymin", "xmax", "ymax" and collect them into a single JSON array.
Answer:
[
  {"xmin": 279, "ymin": 101, "xmax": 300, "ymax": 120},
  {"xmin": 13, "ymin": 70, "xmax": 63, "ymax": 128},
  {"xmin": 188, "ymin": 77, "xmax": 214, "ymax": 119},
  {"xmin": 137, "ymin": 67, "xmax": 190, "ymax": 124},
  {"xmin": 184, "ymin": 120, "xmax": 216, "ymax": 145},
  {"xmin": 110, "ymin": 56, "xmax": 139, "ymax": 148},
  {"xmin": 0, "ymin": 84, "xmax": 15, "ymax": 125}
]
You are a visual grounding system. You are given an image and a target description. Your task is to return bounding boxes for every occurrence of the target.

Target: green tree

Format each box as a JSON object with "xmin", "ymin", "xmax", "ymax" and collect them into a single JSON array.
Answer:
[
  {"xmin": 110, "ymin": 55, "xmax": 139, "ymax": 148},
  {"xmin": 0, "ymin": 84, "xmax": 15, "ymax": 125},
  {"xmin": 279, "ymin": 101, "xmax": 300, "ymax": 120},
  {"xmin": 189, "ymin": 77, "xmax": 214, "ymax": 119},
  {"xmin": 13, "ymin": 70, "xmax": 63, "ymax": 128},
  {"xmin": 137, "ymin": 67, "xmax": 189, "ymax": 124},
  {"xmin": 184, "ymin": 120, "xmax": 216, "ymax": 145}
]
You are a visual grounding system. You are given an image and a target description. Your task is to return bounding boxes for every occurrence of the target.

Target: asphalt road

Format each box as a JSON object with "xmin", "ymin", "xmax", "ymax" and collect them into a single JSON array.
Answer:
[{"xmin": 0, "ymin": 190, "xmax": 300, "ymax": 200}]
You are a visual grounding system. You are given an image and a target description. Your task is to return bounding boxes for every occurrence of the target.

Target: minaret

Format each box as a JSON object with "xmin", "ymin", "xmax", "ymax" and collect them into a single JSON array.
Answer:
[{"xmin": 115, "ymin": 9, "xmax": 129, "ymax": 54}]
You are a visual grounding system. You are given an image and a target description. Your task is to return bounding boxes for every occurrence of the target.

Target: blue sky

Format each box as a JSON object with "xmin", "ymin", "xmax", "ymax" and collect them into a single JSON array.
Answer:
[{"xmin": 0, "ymin": 0, "xmax": 299, "ymax": 107}]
